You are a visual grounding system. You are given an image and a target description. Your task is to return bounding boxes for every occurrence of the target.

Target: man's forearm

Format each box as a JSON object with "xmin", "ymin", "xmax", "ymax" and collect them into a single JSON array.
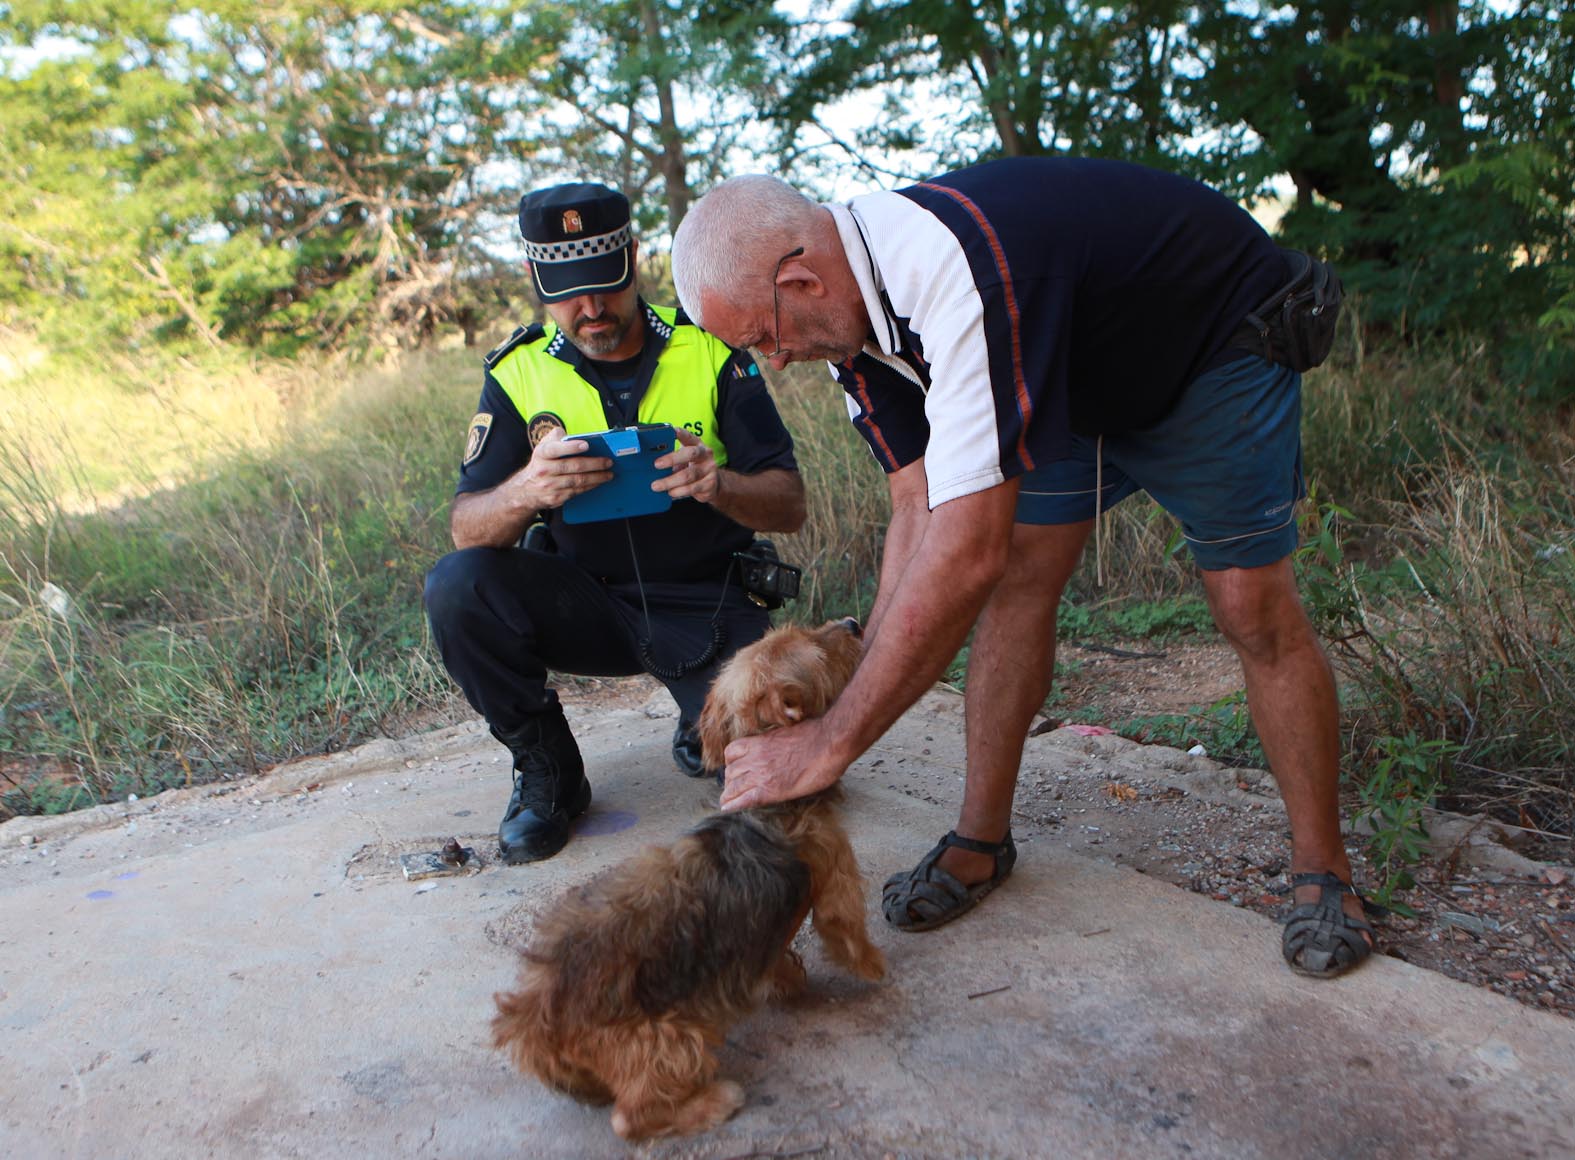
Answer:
[
  {"xmin": 820, "ymin": 482, "xmax": 1018, "ymax": 764},
  {"xmin": 449, "ymin": 488, "xmax": 541, "ymax": 550},
  {"xmin": 708, "ymin": 467, "xmax": 806, "ymax": 533},
  {"xmin": 864, "ymin": 462, "xmax": 931, "ymax": 641}
]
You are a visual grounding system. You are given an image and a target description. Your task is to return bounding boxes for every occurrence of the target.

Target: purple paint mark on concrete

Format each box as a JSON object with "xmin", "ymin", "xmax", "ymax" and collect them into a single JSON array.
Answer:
[
  {"xmin": 575, "ymin": 810, "xmax": 638, "ymax": 837},
  {"xmin": 86, "ymin": 890, "xmax": 114, "ymax": 900},
  {"xmin": 115, "ymin": 871, "xmax": 139, "ymax": 881}
]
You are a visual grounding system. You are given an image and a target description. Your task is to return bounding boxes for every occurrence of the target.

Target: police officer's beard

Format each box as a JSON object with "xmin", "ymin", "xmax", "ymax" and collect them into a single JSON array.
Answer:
[{"xmin": 570, "ymin": 309, "xmax": 634, "ymax": 357}]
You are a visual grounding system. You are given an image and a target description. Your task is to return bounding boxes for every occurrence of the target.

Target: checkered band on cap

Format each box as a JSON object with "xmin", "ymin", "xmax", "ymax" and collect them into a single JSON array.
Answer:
[{"xmin": 525, "ymin": 225, "xmax": 632, "ymax": 264}]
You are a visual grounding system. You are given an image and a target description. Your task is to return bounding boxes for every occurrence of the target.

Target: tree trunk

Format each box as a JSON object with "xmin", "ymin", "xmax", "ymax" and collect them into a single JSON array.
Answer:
[
  {"xmin": 640, "ymin": 0, "xmax": 690, "ymax": 229},
  {"xmin": 1426, "ymin": 2, "xmax": 1467, "ymax": 168}
]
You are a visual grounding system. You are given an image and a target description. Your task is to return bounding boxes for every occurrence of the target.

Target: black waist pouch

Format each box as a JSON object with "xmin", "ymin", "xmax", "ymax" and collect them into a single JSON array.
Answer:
[{"xmin": 1230, "ymin": 248, "xmax": 1344, "ymax": 373}]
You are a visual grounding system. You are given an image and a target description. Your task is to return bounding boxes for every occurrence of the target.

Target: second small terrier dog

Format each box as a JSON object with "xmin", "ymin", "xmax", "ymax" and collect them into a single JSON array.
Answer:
[{"xmin": 490, "ymin": 617, "xmax": 886, "ymax": 1141}]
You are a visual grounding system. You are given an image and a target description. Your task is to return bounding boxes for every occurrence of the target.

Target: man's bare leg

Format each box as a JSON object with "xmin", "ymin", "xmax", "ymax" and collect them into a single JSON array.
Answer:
[
  {"xmin": 1201, "ymin": 558, "xmax": 1368, "ymax": 936},
  {"xmin": 936, "ymin": 520, "xmax": 1092, "ymax": 885}
]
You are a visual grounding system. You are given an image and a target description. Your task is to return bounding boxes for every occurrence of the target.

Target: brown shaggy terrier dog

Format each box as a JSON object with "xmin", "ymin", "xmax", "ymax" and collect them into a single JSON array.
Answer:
[{"xmin": 490, "ymin": 618, "xmax": 886, "ymax": 1141}]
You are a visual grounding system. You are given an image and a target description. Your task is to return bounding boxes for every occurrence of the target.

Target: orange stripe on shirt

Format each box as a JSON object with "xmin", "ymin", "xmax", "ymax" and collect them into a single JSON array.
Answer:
[
  {"xmin": 914, "ymin": 183, "xmax": 1035, "ymax": 471},
  {"xmin": 846, "ymin": 362, "xmax": 898, "ymax": 467}
]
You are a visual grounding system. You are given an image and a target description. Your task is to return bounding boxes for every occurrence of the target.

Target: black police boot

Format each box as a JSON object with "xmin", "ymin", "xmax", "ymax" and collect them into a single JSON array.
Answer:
[
  {"xmin": 672, "ymin": 720, "xmax": 706, "ymax": 777},
  {"xmin": 490, "ymin": 708, "xmax": 591, "ymax": 864}
]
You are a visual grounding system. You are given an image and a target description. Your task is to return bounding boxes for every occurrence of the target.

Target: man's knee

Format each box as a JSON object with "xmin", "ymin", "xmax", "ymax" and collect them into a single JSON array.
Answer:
[
  {"xmin": 995, "ymin": 521, "xmax": 1089, "ymax": 603},
  {"xmin": 424, "ymin": 547, "xmax": 504, "ymax": 627},
  {"xmin": 1205, "ymin": 561, "xmax": 1314, "ymax": 661}
]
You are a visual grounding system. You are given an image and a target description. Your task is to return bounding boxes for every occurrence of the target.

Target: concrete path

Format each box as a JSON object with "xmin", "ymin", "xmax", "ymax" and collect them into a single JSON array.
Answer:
[{"xmin": 3, "ymin": 690, "xmax": 1573, "ymax": 1159}]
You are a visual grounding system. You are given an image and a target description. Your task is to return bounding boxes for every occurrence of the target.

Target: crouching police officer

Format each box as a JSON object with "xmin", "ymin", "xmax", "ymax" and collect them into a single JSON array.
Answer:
[{"xmin": 424, "ymin": 182, "xmax": 806, "ymax": 863}]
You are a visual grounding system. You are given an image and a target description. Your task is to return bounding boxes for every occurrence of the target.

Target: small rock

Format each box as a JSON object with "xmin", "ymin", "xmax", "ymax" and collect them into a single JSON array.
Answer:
[{"xmin": 1440, "ymin": 911, "xmax": 1499, "ymax": 936}]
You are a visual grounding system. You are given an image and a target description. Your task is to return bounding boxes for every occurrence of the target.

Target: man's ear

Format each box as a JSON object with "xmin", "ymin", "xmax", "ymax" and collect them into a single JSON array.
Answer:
[{"xmin": 775, "ymin": 254, "xmax": 827, "ymax": 299}]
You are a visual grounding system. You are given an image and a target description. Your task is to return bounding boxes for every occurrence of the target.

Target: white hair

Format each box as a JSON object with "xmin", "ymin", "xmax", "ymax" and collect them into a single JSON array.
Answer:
[{"xmin": 671, "ymin": 174, "xmax": 823, "ymax": 326}]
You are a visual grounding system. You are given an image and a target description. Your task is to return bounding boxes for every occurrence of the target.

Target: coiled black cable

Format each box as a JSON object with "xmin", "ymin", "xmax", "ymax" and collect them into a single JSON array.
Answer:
[{"xmin": 623, "ymin": 518, "xmax": 733, "ymax": 682}]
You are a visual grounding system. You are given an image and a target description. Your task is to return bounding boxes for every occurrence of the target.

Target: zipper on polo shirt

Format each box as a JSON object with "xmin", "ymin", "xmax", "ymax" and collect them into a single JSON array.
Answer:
[{"xmin": 861, "ymin": 345, "xmax": 928, "ymax": 393}]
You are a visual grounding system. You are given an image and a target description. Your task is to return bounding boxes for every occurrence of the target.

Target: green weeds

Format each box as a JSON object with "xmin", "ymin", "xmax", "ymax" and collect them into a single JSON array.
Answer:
[
  {"xmin": 1103, "ymin": 691, "xmax": 1266, "ymax": 769},
  {"xmin": 3, "ymin": 337, "xmax": 1573, "ymax": 859},
  {"xmin": 1355, "ymin": 732, "xmax": 1462, "ymax": 913}
]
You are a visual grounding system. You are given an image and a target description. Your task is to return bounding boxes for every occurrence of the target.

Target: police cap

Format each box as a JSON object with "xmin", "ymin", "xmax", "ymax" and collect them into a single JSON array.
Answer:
[{"xmin": 518, "ymin": 182, "xmax": 635, "ymax": 303}]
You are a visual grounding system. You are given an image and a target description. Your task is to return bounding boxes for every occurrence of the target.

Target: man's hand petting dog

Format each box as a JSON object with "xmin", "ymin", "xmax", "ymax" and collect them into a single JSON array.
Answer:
[{"xmin": 719, "ymin": 719, "xmax": 847, "ymax": 812}]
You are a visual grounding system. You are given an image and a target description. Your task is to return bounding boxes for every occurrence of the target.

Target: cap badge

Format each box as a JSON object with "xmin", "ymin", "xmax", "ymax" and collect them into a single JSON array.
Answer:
[{"xmin": 562, "ymin": 210, "xmax": 583, "ymax": 234}]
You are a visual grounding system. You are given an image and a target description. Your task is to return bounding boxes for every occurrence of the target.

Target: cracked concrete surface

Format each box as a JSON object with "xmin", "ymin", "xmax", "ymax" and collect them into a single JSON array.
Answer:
[{"xmin": 2, "ymin": 689, "xmax": 1573, "ymax": 1159}]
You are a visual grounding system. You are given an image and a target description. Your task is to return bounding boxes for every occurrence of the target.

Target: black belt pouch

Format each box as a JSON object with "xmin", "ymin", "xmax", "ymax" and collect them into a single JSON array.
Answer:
[{"xmin": 1231, "ymin": 248, "xmax": 1344, "ymax": 372}]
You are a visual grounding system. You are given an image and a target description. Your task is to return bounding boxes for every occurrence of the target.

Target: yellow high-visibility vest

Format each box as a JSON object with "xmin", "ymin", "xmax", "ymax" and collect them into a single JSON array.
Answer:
[{"xmin": 486, "ymin": 303, "xmax": 731, "ymax": 466}]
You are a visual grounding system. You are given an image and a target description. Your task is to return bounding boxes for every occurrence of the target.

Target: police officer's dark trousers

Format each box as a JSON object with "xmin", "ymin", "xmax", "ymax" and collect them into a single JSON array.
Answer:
[{"xmin": 423, "ymin": 545, "xmax": 769, "ymax": 736}]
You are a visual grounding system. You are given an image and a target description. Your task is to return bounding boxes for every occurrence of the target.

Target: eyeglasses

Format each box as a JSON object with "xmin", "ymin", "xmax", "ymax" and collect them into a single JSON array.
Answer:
[{"xmin": 765, "ymin": 246, "xmax": 805, "ymax": 359}]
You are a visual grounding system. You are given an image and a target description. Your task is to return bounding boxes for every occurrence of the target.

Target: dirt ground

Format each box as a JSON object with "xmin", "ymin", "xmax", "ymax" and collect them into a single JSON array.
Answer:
[
  {"xmin": 535, "ymin": 638, "xmax": 1575, "ymax": 1021},
  {"xmin": 13, "ymin": 632, "xmax": 1567, "ymax": 1022}
]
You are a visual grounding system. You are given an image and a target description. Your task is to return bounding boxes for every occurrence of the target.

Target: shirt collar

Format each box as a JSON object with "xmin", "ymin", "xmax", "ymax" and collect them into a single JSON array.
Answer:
[{"xmin": 827, "ymin": 201, "xmax": 900, "ymax": 357}]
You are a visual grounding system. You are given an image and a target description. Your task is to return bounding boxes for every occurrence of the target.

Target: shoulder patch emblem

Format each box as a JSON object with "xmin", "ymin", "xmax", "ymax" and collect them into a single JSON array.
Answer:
[
  {"xmin": 463, "ymin": 412, "xmax": 493, "ymax": 466},
  {"xmin": 527, "ymin": 411, "xmax": 567, "ymax": 449}
]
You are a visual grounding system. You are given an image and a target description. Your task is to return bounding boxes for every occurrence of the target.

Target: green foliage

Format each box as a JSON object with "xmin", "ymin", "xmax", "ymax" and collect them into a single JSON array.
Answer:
[
  {"xmin": 1354, "ymin": 731, "xmax": 1461, "ymax": 913},
  {"xmin": 1056, "ymin": 595, "xmax": 1214, "ymax": 643},
  {"xmin": 0, "ymin": 774, "xmax": 94, "ymax": 818},
  {"xmin": 1, "ymin": 2, "xmax": 540, "ymax": 353},
  {"xmin": 499, "ymin": 0, "xmax": 793, "ymax": 229},
  {"xmin": 4, "ymin": 1, "xmax": 1574, "ymax": 351},
  {"xmin": 1097, "ymin": 691, "xmax": 1266, "ymax": 770},
  {"xmin": 1184, "ymin": 1, "xmax": 1575, "ymax": 343},
  {"xmin": 773, "ymin": 0, "xmax": 1194, "ymax": 169}
]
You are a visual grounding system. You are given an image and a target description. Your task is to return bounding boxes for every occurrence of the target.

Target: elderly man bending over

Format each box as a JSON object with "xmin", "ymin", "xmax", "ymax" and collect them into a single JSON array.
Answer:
[{"xmin": 669, "ymin": 160, "xmax": 1370, "ymax": 978}]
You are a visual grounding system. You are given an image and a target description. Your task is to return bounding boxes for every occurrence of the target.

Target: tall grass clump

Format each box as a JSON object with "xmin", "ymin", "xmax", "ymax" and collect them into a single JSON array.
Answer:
[
  {"xmin": 1298, "ymin": 443, "xmax": 1575, "ymax": 831},
  {"xmin": 770, "ymin": 362, "xmax": 890, "ymax": 624},
  {"xmin": 5, "ymin": 310, "xmax": 1573, "ymax": 849},
  {"xmin": 0, "ymin": 343, "xmax": 892, "ymax": 817},
  {"xmin": 1293, "ymin": 320, "xmax": 1575, "ymax": 884},
  {"xmin": 0, "ymin": 348, "xmax": 475, "ymax": 816}
]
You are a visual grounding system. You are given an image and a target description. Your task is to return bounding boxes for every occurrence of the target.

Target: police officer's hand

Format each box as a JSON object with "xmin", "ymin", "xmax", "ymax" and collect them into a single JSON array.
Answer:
[
  {"xmin": 515, "ymin": 427, "xmax": 613, "ymax": 510},
  {"xmin": 652, "ymin": 427, "xmax": 721, "ymax": 504}
]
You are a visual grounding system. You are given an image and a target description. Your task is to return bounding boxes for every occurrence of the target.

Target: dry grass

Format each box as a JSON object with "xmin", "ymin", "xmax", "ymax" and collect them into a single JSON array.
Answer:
[{"xmin": 2, "ymin": 333, "xmax": 1572, "ymax": 835}]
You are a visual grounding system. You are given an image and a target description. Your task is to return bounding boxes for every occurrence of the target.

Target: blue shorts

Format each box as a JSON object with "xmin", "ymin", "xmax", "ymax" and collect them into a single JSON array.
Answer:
[{"xmin": 1015, "ymin": 355, "xmax": 1304, "ymax": 571}]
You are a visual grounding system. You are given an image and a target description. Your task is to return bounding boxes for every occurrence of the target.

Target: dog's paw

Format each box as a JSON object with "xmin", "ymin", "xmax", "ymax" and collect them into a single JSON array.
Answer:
[
  {"xmin": 612, "ymin": 1080, "xmax": 745, "ymax": 1140},
  {"xmin": 762, "ymin": 949, "xmax": 808, "ymax": 1001},
  {"xmin": 848, "ymin": 940, "xmax": 887, "ymax": 982},
  {"xmin": 709, "ymin": 1080, "xmax": 746, "ymax": 1124}
]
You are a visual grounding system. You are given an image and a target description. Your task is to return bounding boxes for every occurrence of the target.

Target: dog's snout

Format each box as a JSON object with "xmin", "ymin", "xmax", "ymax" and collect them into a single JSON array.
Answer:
[{"xmin": 839, "ymin": 617, "xmax": 862, "ymax": 638}]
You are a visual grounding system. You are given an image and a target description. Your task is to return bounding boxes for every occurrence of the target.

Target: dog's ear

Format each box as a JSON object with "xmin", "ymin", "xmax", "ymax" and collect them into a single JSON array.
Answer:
[
  {"xmin": 696, "ymin": 693, "xmax": 731, "ymax": 772},
  {"xmin": 772, "ymin": 686, "xmax": 806, "ymax": 724}
]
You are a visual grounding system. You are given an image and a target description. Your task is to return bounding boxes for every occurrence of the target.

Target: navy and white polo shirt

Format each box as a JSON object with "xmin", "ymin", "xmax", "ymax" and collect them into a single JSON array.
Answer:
[{"xmin": 829, "ymin": 157, "xmax": 1287, "ymax": 509}]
